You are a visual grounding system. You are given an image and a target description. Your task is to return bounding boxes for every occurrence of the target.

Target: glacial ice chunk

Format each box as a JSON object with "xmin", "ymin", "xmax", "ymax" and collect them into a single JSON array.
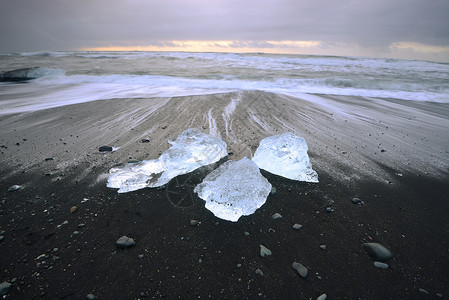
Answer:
[
  {"xmin": 194, "ymin": 157, "xmax": 272, "ymax": 222},
  {"xmin": 107, "ymin": 128, "xmax": 228, "ymax": 193},
  {"xmin": 252, "ymin": 132, "xmax": 318, "ymax": 182}
]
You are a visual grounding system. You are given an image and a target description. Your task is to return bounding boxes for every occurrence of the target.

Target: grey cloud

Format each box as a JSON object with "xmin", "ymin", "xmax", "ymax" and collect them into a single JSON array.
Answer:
[{"xmin": 0, "ymin": 0, "xmax": 448, "ymax": 52}]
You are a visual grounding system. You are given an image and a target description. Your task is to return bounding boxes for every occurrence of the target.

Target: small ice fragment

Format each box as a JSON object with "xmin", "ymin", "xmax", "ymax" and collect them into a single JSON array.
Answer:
[
  {"xmin": 107, "ymin": 128, "xmax": 227, "ymax": 193},
  {"xmin": 194, "ymin": 157, "xmax": 272, "ymax": 222},
  {"xmin": 252, "ymin": 132, "xmax": 318, "ymax": 182}
]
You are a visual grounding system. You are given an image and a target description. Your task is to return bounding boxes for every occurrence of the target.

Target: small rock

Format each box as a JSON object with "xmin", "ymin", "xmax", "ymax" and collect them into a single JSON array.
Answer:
[
  {"xmin": 70, "ymin": 206, "xmax": 78, "ymax": 213},
  {"xmin": 260, "ymin": 245, "xmax": 272, "ymax": 257},
  {"xmin": 73, "ymin": 231, "xmax": 79, "ymax": 235},
  {"xmin": 141, "ymin": 139, "xmax": 150, "ymax": 143},
  {"xmin": 363, "ymin": 243, "xmax": 392, "ymax": 262},
  {"xmin": 0, "ymin": 282, "xmax": 12, "ymax": 296},
  {"xmin": 0, "ymin": 236, "xmax": 4, "ymax": 242},
  {"xmin": 78, "ymin": 223, "xmax": 85, "ymax": 228},
  {"xmin": 326, "ymin": 207, "xmax": 333, "ymax": 213},
  {"xmin": 0, "ymin": 231, "xmax": 5, "ymax": 235},
  {"xmin": 292, "ymin": 262, "xmax": 308, "ymax": 278},
  {"xmin": 418, "ymin": 289, "xmax": 429, "ymax": 294},
  {"xmin": 437, "ymin": 293, "xmax": 443, "ymax": 298},
  {"xmin": 374, "ymin": 261, "xmax": 389, "ymax": 269},
  {"xmin": 86, "ymin": 293, "xmax": 97, "ymax": 300},
  {"xmin": 317, "ymin": 294, "xmax": 327, "ymax": 300},
  {"xmin": 270, "ymin": 187, "xmax": 277, "ymax": 194},
  {"xmin": 244, "ymin": 231, "xmax": 250, "ymax": 236},
  {"xmin": 44, "ymin": 157, "xmax": 54, "ymax": 161},
  {"xmin": 271, "ymin": 213, "xmax": 282, "ymax": 219},
  {"xmin": 320, "ymin": 244, "xmax": 327, "ymax": 250},
  {"xmin": 116, "ymin": 236, "xmax": 136, "ymax": 248},
  {"xmin": 292, "ymin": 224, "xmax": 303, "ymax": 230},
  {"xmin": 138, "ymin": 254, "xmax": 144, "ymax": 259},
  {"xmin": 8, "ymin": 185, "xmax": 22, "ymax": 192},
  {"xmin": 99, "ymin": 145, "xmax": 113, "ymax": 152},
  {"xmin": 190, "ymin": 219, "xmax": 199, "ymax": 226},
  {"xmin": 352, "ymin": 198, "xmax": 362, "ymax": 204},
  {"xmin": 236, "ymin": 264, "xmax": 242, "ymax": 268},
  {"xmin": 255, "ymin": 268, "xmax": 264, "ymax": 276}
]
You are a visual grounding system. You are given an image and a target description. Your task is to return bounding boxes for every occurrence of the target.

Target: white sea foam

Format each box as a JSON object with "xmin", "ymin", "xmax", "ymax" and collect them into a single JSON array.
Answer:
[{"xmin": 0, "ymin": 51, "xmax": 448, "ymax": 114}]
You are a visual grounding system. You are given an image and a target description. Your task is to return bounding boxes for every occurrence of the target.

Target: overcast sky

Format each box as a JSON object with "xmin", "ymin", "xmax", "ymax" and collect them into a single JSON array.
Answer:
[{"xmin": 1, "ymin": 0, "xmax": 449, "ymax": 61}]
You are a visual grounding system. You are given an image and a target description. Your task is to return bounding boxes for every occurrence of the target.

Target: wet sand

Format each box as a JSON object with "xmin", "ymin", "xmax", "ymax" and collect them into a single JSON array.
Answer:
[{"xmin": 1, "ymin": 91, "xmax": 448, "ymax": 299}]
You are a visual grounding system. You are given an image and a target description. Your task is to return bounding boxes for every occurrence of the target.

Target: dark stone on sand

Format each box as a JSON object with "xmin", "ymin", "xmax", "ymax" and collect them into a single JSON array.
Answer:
[
  {"xmin": 255, "ymin": 268, "xmax": 264, "ymax": 276},
  {"xmin": 260, "ymin": 245, "xmax": 272, "ymax": 257},
  {"xmin": 271, "ymin": 213, "xmax": 282, "ymax": 219},
  {"xmin": 99, "ymin": 145, "xmax": 113, "ymax": 152},
  {"xmin": 116, "ymin": 236, "xmax": 136, "ymax": 248},
  {"xmin": 0, "ymin": 282, "xmax": 12, "ymax": 296},
  {"xmin": 293, "ymin": 224, "xmax": 303, "ymax": 230},
  {"xmin": 363, "ymin": 243, "xmax": 392, "ymax": 262},
  {"xmin": 8, "ymin": 185, "xmax": 22, "ymax": 192},
  {"xmin": 292, "ymin": 262, "xmax": 308, "ymax": 278},
  {"xmin": 418, "ymin": 288, "xmax": 429, "ymax": 294},
  {"xmin": 352, "ymin": 197, "xmax": 362, "ymax": 204},
  {"xmin": 86, "ymin": 293, "xmax": 97, "ymax": 299},
  {"xmin": 141, "ymin": 139, "xmax": 150, "ymax": 143},
  {"xmin": 0, "ymin": 67, "xmax": 39, "ymax": 82},
  {"xmin": 45, "ymin": 157, "xmax": 54, "ymax": 161},
  {"xmin": 374, "ymin": 261, "xmax": 389, "ymax": 269}
]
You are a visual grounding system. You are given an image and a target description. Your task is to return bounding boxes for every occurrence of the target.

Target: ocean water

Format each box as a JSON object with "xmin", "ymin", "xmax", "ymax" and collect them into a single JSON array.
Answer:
[{"xmin": 1, "ymin": 51, "xmax": 449, "ymax": 114}]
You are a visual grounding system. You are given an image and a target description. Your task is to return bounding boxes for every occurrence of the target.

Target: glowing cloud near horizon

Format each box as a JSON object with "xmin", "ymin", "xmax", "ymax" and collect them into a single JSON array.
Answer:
[{"xmin": 81, "ymin": 40, "xmax": 322, "ymax": 54}]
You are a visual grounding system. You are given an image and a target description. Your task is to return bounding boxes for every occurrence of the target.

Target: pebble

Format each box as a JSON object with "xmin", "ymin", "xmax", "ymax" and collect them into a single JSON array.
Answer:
[
  {"xmin": 86, "ymin": 293, "xmax": 97, "ymax": 299},
  {"xmin": 326, "ymin": 207, "xmax": 334, "ymax": 213},
  {"xmin": 352, "ymin": 198, "xmax": 362, "ymax": 204},
  {"xmin": 320, "ymin": 244, "xmax": 327, "ymax": 250},
  {"xmin": 292, "ymin": 262, "xmax": 308, "ymax": 278},
  {"xmin": 99, "ymin": 145, "xmax": 113, "ymax": 152},
  {"xmin": 116, "ymin": 236, "xmax": 136, "ymax": 248},
  {"xmin": 418, "ymin": 288, "xmax": 429, "ymax": 294},
  {"xmin": 236, "ymin": 264, "xmax": 242, "ymax": 268},
  {"xmin": 0, "ymin": 231, "xmax": 4, "ymax": 235},
  {"xmin": 70, "ymin": 206, "xmax": 78, "ymax": 213},
  {"xmin": 363, "ymin": 243, "xmax": 392, "ymax": 262},
  {"xmin": 373, "ymin": 261, "xmax": 389, "ymax": 269},
  {"xmin": 244, "ymin": 231, "xmax": 250, "ymax": 236},
  {"xmin": 73, "ymin": 231, "xmax": 79, "ymax": 235},
  {"xmin": 292, "ymin": 224, "xmax": 303, "ymax": 230},
  {"xmin": 8, "ymin": 185, "xmax": 22, "ymax": 192},
  {"xmin": 255, "ymin": 269, "xmax": 264, "ymax": 276},
  {"xmin": 271, "ymin": 213, "xmax": 282, "ymax": 219},
  {"xmin": 0, "ymin": 282, "xmax": 12, "ymax": 296},
  {"xmin": 317, "ymin": 294, "xmax": 327, "ymax": 300},
  {"xmin": 78, "ymin": 223, "xmax": 86, "ymax": 228},
  {"xmin": 0, "ymin": 236, "xmax": 4, "ymax": 242},
  {"xmin": 270, "ymin": 187, "xmax": 277, "ymax": 194},
  {"xmin": 260, "ymin": 245, "xmax": 272, "ymax": 257},
  {"xmin": 138, "ymin": 254, "xmax": 144, "ymax": 259},
  {"xmin": 190, "ymin": 219, "xmax": 199, "ymax": 226}
]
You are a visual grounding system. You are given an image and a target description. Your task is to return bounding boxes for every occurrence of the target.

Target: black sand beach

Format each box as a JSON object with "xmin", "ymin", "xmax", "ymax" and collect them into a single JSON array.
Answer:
[{"xmin": 1, "ymin": 91, "xmax": 449, "ymax": 299}]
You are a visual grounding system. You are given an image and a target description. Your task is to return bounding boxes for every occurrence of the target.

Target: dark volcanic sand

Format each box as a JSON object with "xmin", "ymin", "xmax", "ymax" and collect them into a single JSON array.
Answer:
[{"xmin": 1, "ymin": 91, "xmax": 448, "ymax": 299}]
